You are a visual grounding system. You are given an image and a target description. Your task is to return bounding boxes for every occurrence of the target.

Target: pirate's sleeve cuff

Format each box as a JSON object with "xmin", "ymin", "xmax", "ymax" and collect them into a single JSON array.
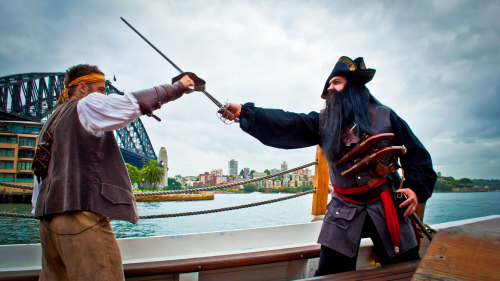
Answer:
[{"xmin": 132, "ymin": 81, "xmax": 186, "ymax": 116}]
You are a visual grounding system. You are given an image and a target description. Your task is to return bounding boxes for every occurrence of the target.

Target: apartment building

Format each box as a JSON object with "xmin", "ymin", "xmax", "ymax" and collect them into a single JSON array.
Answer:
[{"xmin": 0, "ymin": 121, "xmax": 42, "ymax": 187}]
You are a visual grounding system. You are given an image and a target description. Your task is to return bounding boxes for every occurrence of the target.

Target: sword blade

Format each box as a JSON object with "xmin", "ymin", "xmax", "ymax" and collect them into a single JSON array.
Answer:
[
  {"xmin": 120, "ymin": 17, "xmax": 184, "ymax": 73},
  {"xmin": 120, "ymin": 17, "xmax": 239, "ymax": 123}
]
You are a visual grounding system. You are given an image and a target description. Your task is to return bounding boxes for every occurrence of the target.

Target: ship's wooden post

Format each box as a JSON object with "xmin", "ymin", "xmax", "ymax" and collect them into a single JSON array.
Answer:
[
  {"xmin": 416, "ymin": 203, "xmax": 426, "ymax": 221},
  {"xmin": 311, "ymin": 146, "xmax": 329, "ymax": 221}
]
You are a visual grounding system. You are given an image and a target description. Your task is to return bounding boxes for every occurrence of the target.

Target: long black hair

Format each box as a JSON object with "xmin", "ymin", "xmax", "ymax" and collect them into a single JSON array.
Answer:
[{"xmin": 320, "ymin": 80, "xmax": 381, "ymax": 162}]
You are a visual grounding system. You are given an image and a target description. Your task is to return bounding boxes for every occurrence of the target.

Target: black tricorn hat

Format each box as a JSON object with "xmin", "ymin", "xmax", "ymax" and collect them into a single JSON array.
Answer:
[{"xmin": 321, "ymin": 56, "xmax": 376, "ymax": 99}]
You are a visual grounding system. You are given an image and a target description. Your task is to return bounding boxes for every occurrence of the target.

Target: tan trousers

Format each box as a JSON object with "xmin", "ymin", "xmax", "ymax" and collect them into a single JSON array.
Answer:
[{"xmin": 38, "ymin": 211, "xmax": 124, "ymax": 281}]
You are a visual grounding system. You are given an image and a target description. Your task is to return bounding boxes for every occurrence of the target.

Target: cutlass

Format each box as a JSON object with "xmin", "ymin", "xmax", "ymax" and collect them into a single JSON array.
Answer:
[{"xmin": 120, "ymin": 17, "xmax": 239, "ymax": 123}]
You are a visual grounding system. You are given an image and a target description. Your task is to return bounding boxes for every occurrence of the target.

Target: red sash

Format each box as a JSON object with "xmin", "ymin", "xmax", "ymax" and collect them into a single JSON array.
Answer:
[{"xmin": 334, "ymin": 178, "xmax": 401, "ymax": 252}]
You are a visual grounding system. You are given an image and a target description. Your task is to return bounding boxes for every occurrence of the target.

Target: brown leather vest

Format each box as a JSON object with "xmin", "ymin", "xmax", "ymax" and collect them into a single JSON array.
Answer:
[
  {"xmin": 328, "ymin": 105, "xmax": 392, "ymax": 189},
  {"xmin": 34, "ymin": 99, "xmax": 139, "ymax": 223}
]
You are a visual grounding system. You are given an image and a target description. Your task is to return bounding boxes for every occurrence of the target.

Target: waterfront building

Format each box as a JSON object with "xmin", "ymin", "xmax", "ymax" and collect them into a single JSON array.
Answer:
[
  {"xmin": 304, "ymin": 180, "xmax": 311, "ymax": 187},
  {"xmin": 270, "ymin": 168, "xmax": 280, "ymax": 175},
  {"xmin": 199, "ymin": 172, "xmax": 210, "ymax": 185},
  {"xmin": 211, "ymin": 169, "xmax": 223, "ymax": 176},
  {"xmin": 297, "ymin": 181, "xmax": 303, "ymax": 187},
  {"xmin": 228, "ymin": 159, "xmax": 238, "ymax": 177},
  {"xmin": 281, "ymin": 161, "xmax": 288, "ymax": 172},
  {"xmin": 283, "ymin": 174, "xmax": 290, "ymax": 181},
  {"xmin": 0, "ymin": 121, "xmax": 42, "ymax": 187},
  {"xmin": 209, "ymin": 175, "xmax": 228, "ymax": 186},
  {"xmin": 158, "ymin": 147, "xmax": 168, "ymax": 188},
  {"xmin": 291, "ymin": 174, "xmax": 300, "ymax": 181},
  {"xmin": 296, "ymin": 169, "xmax": 304, "ymax": 175},
  {"xmin": 253, "ymin": 172, "xmax": 266, "ymax": 179},
  {"xmin": 274, "ymin": 180, "xmax": 281, "ymax": 188},
  {"xmin": 217, "ymin": 176, "xmax": 228, "ymax": 184},
  {"xmin": 289, "ymin": 181, "xmax": 296, "ymax": 187},
  {"xmin": 283, "ymin": 180, "xmax": 289, "ymax": 187},
  {"xmin": 242, "ymin": 167, "xmax": 250, "ymax": 179},
  {"xmin": 266, "ymin": 180, "xmax": 273, "ymax": 188},
  {"xmin": 304, "ymin": 169, "xmax": 311, "ymax": 176}
]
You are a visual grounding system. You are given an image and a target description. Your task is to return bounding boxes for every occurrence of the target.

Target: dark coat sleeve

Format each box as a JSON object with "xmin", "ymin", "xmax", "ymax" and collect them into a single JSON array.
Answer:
[
  {"xmin": 390, "ymin": 110, "xmax": 437, "ymax": 203},
  {"xmin": 239, "ymin": 102, "xmax": 321, "ymax": 149}
]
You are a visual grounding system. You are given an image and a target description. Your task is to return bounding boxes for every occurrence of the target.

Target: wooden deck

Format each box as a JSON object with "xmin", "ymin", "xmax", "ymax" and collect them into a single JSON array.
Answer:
[
  {"xmin": 303, "ymin": 260, "xmax": 420, "ymax": 280},
  {"xmin": 413, "ymin": 218, "xmax": 500, "ymax": 281}
]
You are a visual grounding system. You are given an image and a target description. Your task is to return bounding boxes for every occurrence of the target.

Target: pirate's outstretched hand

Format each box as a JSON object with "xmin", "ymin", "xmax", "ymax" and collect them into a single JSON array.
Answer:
[
  {"xmin": 219, "ymin": 103, "xmax": 241, "ymax": 121},
  {"xmin": 179, "ymin": 75, "xmax": 195, "ymax": 92}
]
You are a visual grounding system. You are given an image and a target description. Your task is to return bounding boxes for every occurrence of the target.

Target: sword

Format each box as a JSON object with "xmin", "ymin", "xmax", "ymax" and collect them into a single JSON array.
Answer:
[
  {"xmin": 120, "ymin": 17, "xmax": 239, "ymax": 124},
  {"xmin": 398, "ymin": 192, "xmax": 434, "ymax": 242}
]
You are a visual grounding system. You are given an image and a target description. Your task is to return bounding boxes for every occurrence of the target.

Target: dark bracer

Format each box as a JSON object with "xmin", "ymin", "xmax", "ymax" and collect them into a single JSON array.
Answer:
[{"xmin": 132, "ymin": 82, "xmax": 186, "ymax": 121}]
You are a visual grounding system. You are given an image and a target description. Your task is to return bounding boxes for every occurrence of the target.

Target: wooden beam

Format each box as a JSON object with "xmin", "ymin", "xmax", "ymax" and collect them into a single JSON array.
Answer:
[
  {"xmin": 124, "ymin": 245, "xmax": 321, "ymax": 278},
  {"xmin": 413, "ymin": 218, "xmax": 500, "ymax": 280},
  {"xmin": 303, "ymin": 260, "xmax": 420, "ymax": 281},
  {"xmin": 311, "ymin": 146, "xmax": 329, "ymax": 216}
]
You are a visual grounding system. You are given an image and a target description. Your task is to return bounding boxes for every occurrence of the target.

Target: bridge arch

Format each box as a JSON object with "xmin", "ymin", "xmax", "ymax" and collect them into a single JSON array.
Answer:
[{"xmin": 0, "ymin": 72, "xmax": 157, "ymax": 167}]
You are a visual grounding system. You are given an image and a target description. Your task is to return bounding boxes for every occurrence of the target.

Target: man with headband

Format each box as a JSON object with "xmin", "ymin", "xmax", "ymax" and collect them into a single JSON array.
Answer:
[
  {"xmin": 32, "ymin": 64, "xmax": 194, "ymax": 280},
  {"xmin": 221, "ymin": 56, "xmax": 436, "ymax": 276}
]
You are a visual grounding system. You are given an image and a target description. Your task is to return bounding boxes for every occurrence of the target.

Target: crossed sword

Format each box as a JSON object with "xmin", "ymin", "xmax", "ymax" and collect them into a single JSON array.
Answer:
[
  {"xmin": 120, "ymin": 17, "xmax": 238, "ymax": 124},
  {"xmin": 121, "ymin": 17, "xmax": 434, "ymax": 243}
]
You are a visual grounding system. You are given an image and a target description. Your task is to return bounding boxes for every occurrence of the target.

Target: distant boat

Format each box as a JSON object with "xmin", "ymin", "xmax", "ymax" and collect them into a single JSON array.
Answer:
[{"xmin": 252, "ymin": 191, "xmax": 262, "ymax": 194}]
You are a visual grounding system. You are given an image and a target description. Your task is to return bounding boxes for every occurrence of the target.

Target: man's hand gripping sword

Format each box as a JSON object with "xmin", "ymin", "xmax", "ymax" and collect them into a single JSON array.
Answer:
[{"xmin": 120, "ymin": 17, "xmax": 238, "ymax": 124}]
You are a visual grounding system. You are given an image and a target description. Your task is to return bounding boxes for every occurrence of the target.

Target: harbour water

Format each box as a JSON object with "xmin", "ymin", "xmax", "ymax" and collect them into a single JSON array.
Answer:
[{"xmin": 0, "ymin": 192, "xmax": 499, "ymax": 245}]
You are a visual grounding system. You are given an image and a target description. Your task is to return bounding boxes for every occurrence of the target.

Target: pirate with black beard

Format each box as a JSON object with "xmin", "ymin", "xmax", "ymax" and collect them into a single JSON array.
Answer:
[{"xmin": 222, "ymin": 56, "xmax": 437, "ymax": 276}]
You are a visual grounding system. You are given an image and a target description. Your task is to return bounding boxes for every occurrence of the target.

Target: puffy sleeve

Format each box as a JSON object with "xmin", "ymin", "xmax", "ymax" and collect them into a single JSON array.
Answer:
[
  {"xmin": 390, "ymin": 110, "xmax": 437, "ymax": 203},
  {"xmin": 239, "ymin": 102, "xmax": 321, "ymax": 149}
]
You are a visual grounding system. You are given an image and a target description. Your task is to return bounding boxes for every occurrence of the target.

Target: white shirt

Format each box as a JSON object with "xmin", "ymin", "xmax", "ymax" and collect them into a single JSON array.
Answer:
[
  {"xmin": 78, "ymin": 92, "xmax": 142, "ymax": 137},
  {"xmin": 32, "ymin": 93, "xmax": 142, "ymax": 213}
]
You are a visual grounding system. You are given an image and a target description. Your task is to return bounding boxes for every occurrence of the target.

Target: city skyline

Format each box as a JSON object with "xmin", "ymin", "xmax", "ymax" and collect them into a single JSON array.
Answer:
[{"xmin": 171, "ymin": 159, "xmax": 311, "ymax": 178}]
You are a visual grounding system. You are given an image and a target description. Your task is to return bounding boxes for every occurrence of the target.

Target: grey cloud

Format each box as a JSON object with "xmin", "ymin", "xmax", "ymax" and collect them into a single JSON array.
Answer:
[{"xmin": 1, "ymin": 0, "xmax": 499, "ymax": 178}]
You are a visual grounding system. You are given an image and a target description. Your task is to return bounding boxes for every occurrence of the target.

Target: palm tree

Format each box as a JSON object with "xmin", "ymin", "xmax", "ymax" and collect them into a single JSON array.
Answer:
[{"xmin": 140, "ymin": 160, "xmax": 165, "ymax": 191}]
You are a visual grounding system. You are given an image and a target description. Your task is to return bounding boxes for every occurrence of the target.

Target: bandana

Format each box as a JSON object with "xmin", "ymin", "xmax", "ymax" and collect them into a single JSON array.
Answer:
[{"xmin": 57, "ymin": 73, "xmax": 105, "ymax": 106}]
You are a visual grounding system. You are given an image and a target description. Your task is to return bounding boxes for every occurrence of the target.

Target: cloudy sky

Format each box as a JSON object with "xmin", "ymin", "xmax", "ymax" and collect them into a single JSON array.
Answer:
[{"xmin": 1, "ymin": 0, "xmax": 499, "ymax": 179}]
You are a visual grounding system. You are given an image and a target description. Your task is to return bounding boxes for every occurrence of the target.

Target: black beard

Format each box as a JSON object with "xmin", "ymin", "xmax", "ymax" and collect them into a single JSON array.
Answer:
[{"xmin": 320, "ymin": 82, "xmax": 372, "ymax": 162}]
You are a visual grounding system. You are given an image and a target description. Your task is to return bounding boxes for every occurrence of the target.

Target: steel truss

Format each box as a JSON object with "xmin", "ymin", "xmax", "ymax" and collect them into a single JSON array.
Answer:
[{"xmin": 0, "ymin": 72, "xmax": 156, "ymax": 162}]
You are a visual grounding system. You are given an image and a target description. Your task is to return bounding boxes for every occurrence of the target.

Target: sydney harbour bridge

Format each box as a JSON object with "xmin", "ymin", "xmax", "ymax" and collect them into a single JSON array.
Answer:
[{"xmin": 0, "ymin": 72, "xmax": 157, "ymax": 167}]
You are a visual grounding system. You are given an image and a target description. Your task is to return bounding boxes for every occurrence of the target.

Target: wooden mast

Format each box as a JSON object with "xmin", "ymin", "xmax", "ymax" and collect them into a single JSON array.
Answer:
[{"xmin": 311, "ymin": 146, "xmax": 329, "ymax": 221}]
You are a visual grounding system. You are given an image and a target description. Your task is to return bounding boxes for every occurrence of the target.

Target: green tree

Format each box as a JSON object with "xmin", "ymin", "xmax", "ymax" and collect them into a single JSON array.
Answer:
[
  {"xmin": 167, "ymin": 178, "xmax": 182, "ymax": 190},
  {"xmin": 264, "ymin": 169, "xmax": 271, "ymax": 176},
  {"xmin": 458, "ymin": 178, "xmax": 473, "ymax": 187},
  {"xmin": 250, "ymin": 170, "xmax": 256, "ymax": 177},
  {"xmin": 126, "ymin": 163, "xmax": 141, "ymax": 188},
  {"xmin": 243, "ymin": 184, "xmax": 258, "ymax": 193},
  {"xmin": 140, "ymin": 160, "xmax": 165, "ymax": 191}
]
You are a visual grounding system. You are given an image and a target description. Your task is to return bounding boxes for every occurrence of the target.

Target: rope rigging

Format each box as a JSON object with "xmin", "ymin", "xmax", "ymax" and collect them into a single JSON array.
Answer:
[
  {"xmin": 0, "ymin": 190, "xmax": 314, "ymax": 220},
  {"xmin": 0, "ymin": 161, "xmax": 318, "ymax": 219},
  {"xmin": 0, "ymin": 161, "xmax": 318, "ymax": 195}
]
